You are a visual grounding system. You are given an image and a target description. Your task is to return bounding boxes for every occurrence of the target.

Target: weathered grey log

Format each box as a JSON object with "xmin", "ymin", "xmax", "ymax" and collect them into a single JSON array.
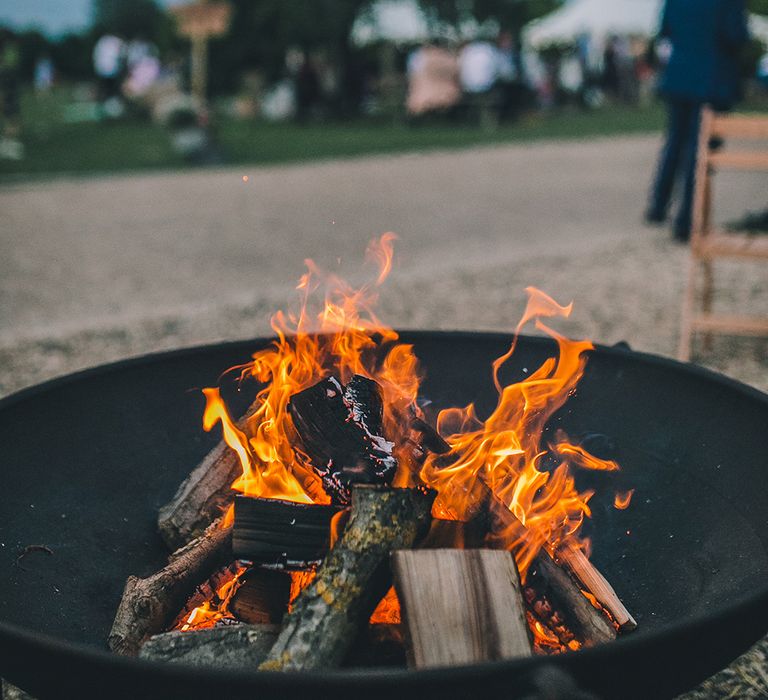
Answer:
[
  {"xmin": 258, "ymin": 485, "xmax": 434, "ymax": 672},
  {"xmin": 139, "ymin": 624, "xmax": 278, "ymax": 669},
  {"xmin": 1, "ymin": 681, "xmax": 34, "ymax": 700},
  {"xmin": 109, "ymin": 520, "xmax": 232, "ymax": 656},
  {"xmin": 157, "ymin": 397, "xmax": 261, "ymax": 551},
  {"xmin": 392, "ymin": 549, "xmax": 532, "ymax": 668}
]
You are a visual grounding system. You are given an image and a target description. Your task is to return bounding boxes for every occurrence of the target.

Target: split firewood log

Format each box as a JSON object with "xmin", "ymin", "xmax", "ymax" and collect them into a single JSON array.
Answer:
[
  {"xmin": 109, "ymin": 520, "xmax": 231, "ymax": 656},
  {"xmin": 392, "ymin": 548, "xmax": 532, "ymax": 668},
  {"xmin": 258, "ymin": 485, "xmax": 434, "ymax": 672}
]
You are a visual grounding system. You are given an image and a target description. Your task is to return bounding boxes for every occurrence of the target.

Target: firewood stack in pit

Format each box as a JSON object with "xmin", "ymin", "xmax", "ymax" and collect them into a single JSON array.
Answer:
[{"xmin": 110, "ymin": 371, "xmax": 635, "ymax": 671}]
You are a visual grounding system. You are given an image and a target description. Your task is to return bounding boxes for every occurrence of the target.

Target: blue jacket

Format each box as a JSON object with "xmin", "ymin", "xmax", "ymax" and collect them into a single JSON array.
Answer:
[{"xmin": 658, "ymin": 0, "xmax": 749, "ymax": 108}]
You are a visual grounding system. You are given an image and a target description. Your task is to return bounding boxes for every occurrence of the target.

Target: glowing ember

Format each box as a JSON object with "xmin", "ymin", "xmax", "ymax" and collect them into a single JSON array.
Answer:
[
  {"xmin": 180, "ymin": 234, "xmax": 627, "ymax": 642},
  {"xmin": 178, "ymin": 563, "xmax": 248, "ymax": 631}
]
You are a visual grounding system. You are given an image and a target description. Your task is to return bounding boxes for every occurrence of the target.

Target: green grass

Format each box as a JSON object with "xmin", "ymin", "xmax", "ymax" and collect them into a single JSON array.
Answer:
[{"xmin": 1, "ymin": 87, "xmax": 667, "ymax": 181}]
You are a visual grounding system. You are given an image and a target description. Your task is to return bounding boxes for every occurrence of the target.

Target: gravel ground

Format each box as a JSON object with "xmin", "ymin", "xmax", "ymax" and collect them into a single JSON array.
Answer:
[{"xmin": 1, "ymin": 136, "xmax": 766, "ymax": 698}]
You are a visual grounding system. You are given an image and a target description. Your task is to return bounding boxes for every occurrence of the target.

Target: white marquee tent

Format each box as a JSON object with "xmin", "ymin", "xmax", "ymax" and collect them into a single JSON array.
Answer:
[
  {"xmin": 524, "ymin": 0, "xmax": 768, "ymax": 48},
  {"xmin": 523, "ymin": 0, "xmax": 663, "ymax": 48}
]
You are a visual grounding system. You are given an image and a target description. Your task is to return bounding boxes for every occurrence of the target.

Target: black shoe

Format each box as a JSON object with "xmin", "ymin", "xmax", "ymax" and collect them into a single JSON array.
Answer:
[
  {"xmin": 673, "ymin": 222, "xmax": 690, "ymax": 242},
  {"xmin": 644, "ymin": 208, "xmax": 666, "ymax": 225}
]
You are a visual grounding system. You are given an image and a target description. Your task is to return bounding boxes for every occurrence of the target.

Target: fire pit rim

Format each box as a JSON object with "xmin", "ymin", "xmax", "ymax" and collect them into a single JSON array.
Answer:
[
  {"xmin": 1, "ymin": 330, "xmax": 767, "ymax": 697},
  {"xmin": 2, "ymin": 329, "xmax": 767, "ymax": 414}
]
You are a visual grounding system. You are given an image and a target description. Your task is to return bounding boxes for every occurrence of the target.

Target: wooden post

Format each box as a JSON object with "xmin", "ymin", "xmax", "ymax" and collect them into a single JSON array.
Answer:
[
  {"xmin": 190, "ymin": 35, "xmax": 209, "ymax": 104},
  {"xmin": 171, "ymin": 1, "xmax": 232, "ymax": 109}
]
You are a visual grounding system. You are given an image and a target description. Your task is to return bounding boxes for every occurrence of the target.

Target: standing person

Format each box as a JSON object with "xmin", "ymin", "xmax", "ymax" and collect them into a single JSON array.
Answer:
[
  {"xmin": 646, "ymin": 0, "xmax": 749, "ymax": 242},
  {"xmin": 93, "ymin": 33, "xmax": 126, "ymax": 118}
]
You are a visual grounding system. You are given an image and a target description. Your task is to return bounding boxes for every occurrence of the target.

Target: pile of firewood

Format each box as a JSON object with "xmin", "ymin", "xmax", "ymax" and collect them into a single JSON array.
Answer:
[{"xmin": 109, "ymin": 374, "xmax": 635, "ymax": 670}]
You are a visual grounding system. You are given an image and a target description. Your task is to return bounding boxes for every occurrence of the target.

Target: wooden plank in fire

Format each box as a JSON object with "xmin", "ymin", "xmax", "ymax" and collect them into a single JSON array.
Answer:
[{"xmin": 392, "ymin": 549, "xmax": 532, "ymax": 668}]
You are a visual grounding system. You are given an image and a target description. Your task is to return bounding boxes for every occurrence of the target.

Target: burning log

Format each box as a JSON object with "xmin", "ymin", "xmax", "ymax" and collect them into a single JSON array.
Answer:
[
  {"xmin": 258, "ymin": 485, "xmax": 434, "ymax": 672},
  {"xmin": 392, "ymin": 549, "xmax": 532, "ymax": 668},
  {"xmin": 232, "ymin": 495, "xmax": 344, "ymax": 568},
  {"xmin": 557, "ymin": 545, "xmax": 637, "ymax": 633},
  {"xmin": 288, "ymin": 375, "xmax": 397, "ymax": 504},
  {"xmin": 157, "ymin": 398, "xmax": 260, "ymax": 550},
  {"xmin": 109, "ymin": 520, "xmax": 231, "ymax": 656},
  {"xmin": 229, "ymin": 568, "xmax": 292, "ymax": 625},
  {"xmin": 529, "ymin": 551, "xmax": 616, "ymax": 647},
  {"xmin": 139, "ymin": 624, "xmax": 278, "ymax": 669},
  {"xmin": 481, "ymin": 482, "xmax": 631, "ymax": 644}
]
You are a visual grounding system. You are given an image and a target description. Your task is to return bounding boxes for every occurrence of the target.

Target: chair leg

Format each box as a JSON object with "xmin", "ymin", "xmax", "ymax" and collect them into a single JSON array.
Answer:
[
  {"xmin": 701, "ymin": 260, "xmax": 714, "ymax": 352},
  {"xmin": 678, "ymin": 254, "xmax": 698, "ymax": 361}
]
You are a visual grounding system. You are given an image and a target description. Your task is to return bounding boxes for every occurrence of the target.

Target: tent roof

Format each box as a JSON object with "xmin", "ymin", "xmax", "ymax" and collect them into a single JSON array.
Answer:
[{"xmin": 523, "ymin": 0, "xmax": 663, "ymax": 47}]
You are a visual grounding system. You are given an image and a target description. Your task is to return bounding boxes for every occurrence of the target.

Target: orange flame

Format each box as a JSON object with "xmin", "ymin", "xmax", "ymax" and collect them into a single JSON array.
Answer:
[
  {"xmin": 204, "ymin": 233, "xmax": 423, "ymax": 515},
  {"xmin": 420, "ymin": 287, "xmax": 617, "ymax": 578},
  {"xmin": 614, "ymin": 489, "xmax": 634, "ymax": 510},
  {"xmin": 192, "ymin": 236, "xmax": 625, "ymax": 641},
  {"xmin": 178, "ymin": 563, "xmax": 248, "ymax": 631}
]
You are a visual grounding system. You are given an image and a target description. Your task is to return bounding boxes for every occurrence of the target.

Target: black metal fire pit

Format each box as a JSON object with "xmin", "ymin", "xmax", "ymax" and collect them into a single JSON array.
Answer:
[{"xmin": 1, "ymin": 331, "xmax": 767, "ymax": 699}]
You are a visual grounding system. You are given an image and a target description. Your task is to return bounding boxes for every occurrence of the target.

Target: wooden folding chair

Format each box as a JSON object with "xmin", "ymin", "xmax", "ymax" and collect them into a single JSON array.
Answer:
[{"xmin": 678, "ymin": 107, "xmax": 768, "ymax": 361}]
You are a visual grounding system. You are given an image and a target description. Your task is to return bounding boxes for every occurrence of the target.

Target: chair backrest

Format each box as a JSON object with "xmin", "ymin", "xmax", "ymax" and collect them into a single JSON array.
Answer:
[{"xmin": 691, "ymin": 109, "xmax": 768, "ymax": 245}]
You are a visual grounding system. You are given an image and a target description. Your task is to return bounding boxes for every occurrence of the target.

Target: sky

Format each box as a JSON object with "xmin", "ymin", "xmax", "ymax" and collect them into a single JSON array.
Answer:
[{"xmin": 0, "ymin": 0, "xmax": 178, "ymax": 36}]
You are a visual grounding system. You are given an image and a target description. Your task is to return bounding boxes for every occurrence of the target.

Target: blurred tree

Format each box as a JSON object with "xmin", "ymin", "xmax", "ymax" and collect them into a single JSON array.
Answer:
[
  {"xmin": 92, "ymin": 0, "xmax": 177, "ymax": 48},
  {"xmin": 52, "ymin": 32, "xmax": 98, "ymax": 80},
  {"xmin": 208, "ymin": 0, "xmax": 373, "ymax": 109},
  {"xmin": 15, "ymin": 30, "xmax": 50, "ymax": 82},
  {"xmin": 748, "ymin": 0, "xmax": 768, "ymax": 15}
]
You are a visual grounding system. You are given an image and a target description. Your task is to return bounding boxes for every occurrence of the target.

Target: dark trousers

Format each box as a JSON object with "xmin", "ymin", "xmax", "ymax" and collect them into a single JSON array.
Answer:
[{"xmin": 649, "ymin": 98, "xmax": 703, "ymax": 239}]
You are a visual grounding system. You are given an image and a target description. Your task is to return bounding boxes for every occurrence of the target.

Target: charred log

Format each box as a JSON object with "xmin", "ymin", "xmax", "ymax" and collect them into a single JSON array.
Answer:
[
  {"xmin": 344, "ymin": 624, "xmax": 406, "ymax": 668},
  {"xmin": 529, "ymin": 551, "xmax": 616, "ymax": 647},
  {"xmin": 557, "ymin": 545, "xmax": 637, "ymax": 632},
  {"xmin": 169, "ymin": 561, "xmax": 245, "ymax": 631},
  {"xmin": 139, "ymin": 624, "xmax": 278, "ymax": 669},
  {"xmin": 258, "ymin": 485, "xmax": 434, "ymax": 672},
  {"xmin": 232, "ymin": 495, "xmax": 344, "ymax": 568},
  {"xmin": 229, "ymin": 568, "xmax": 292, "ymax": 625},
  {"xmin": 481, "ymin": 481, "xmax": 631, "ymax": 644},
  {"xmin": 288, "ymin": 376, "xmax": 397, "ymax": 504},
  {"xmin": 108, "ymin": 520, "xmax": 231, "ymax": 656}
]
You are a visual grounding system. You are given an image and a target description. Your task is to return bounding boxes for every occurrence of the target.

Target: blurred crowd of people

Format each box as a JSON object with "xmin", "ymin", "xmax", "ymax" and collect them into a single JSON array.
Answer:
[{"xmin": 404, "ymin": 31, "xmax": 665, "ymax": 124}]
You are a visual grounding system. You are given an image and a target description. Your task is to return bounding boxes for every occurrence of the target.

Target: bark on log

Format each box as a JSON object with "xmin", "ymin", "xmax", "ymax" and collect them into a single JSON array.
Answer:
[
  {"xmin": 108, "ymin": 520, "xmax": 232, "ymax": 656},
  {"xmin": 258, "ymin": 485, "xmax": 434, "ymax": 672},
  {"xmin": 232, "ymin": 495, "xmax": 343, "ymax": 568},
  {"xmin": 157, "ymin": 398, "xmax": 260, "ymax": 550},
  {"xmin": 139, "ymin": 624, "xmax": 278, "ymax": 669},
  {"xmin": 392, "ymin": 549, "xmax": 532, "ymax": 668}
]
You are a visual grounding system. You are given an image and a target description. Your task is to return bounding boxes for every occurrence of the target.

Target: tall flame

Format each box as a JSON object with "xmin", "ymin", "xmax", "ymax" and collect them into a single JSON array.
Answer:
[
  {"xmin": 204, "ymin": 233, "xmax": 423, "ymax": 523},
  {"xmin": 187, "ymin": 235, "xmax": 625, "ymax": 643}
]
